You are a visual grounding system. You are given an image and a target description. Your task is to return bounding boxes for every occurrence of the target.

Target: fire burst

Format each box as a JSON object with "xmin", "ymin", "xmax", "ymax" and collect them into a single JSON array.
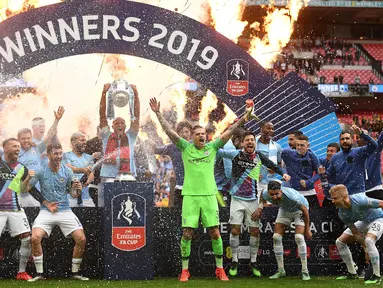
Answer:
[
  {"xmin": 0, "ymin": 0, "xmax": 62, "ymax": 21},
  {"xmin": 197, "ymin": 0, "xmax": 309, "ymax": 136},
  {"xmin": 0, "ymin": 0, "xmax": 310, "ymax": 145}
]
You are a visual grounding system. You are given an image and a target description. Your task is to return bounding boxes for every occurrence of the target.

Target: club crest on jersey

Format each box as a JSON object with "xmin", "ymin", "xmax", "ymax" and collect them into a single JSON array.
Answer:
[
  {"xmin": 204, "ymin": 151, "xmax": 210, "ymax": 156},
  {"xmin": 112, "ymin": 193, "xmax": 146, "ymax": 251},
  {"xmin": 59, "ymin": 178, "xmax": 65, "ymax": 183}
]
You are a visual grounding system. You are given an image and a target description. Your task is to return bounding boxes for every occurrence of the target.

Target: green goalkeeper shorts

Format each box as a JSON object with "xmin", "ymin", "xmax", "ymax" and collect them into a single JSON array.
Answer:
[{"xmin": 181, "ymin": 195, "xmax": 219, "ymax": 228}]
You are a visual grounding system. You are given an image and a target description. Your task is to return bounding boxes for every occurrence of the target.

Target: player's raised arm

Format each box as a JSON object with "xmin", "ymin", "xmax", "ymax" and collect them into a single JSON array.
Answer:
[
  {"xmin": 149, "ymin": 98, "xmax": 180, "ymax": 145},
  {"xmin": 219, "ymin": 100, "xmax": 257, "ymax": 145},
  {"xmin": 99, "ymin": 84, "xmax": 110, "ymax": 129},
  {"xmin": 43, "ymin": 106, "xmax": 65, "ymax": 146},
  {"xmin": 130, "ymin": 84, "xmax": 140, "ymax": 133}
]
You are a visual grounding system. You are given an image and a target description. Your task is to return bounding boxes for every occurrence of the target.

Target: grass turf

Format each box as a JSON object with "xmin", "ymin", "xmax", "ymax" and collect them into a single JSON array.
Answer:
[{"xmin": 1, "ymin": 276, "xmax": 369, "ymax": 288}]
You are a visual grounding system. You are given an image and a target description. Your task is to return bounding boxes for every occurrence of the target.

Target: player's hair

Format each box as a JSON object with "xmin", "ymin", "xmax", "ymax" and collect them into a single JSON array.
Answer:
[
  {"xmin": 339, "ymin": 131, "xmax": 351, "ymax": 138},
  {"xmin": 288, "ymin": 130, "xmax": 303, "ymax": 137},
  {"xmin": 31, "ymin": 117, "xmax": 45, "ymax": 127},
  {"xmin": 2, "ymin": 138, "xmax": 19, "ymax": 148},
  {"xmin": 329, "ymin": 184, "xmax": 348, "ymax": 197},
  {"xmin": 268, "ymin": 180, "xmax": 281, "ymax": 191},
  {"xmin": 70, "ymin": 132, "xmax": 85, "ymax": 143},
  {"xmin": 176, "ymin": 121, "xmax": 192, "ymax": 134},
  {"xmin": 232, "ymin": 127, "xmax": 246, "ymax": 142},
  {"xmin": 17, "ymin": 128, "xmax": 32, "ymax": 138},
  {"xmin": 47, "ymin": 142, "xmax": 62, "ymax": 154},
  {"xmin": 260, "ymin": 120, "xmax": 273, "ymax": 129},
  {"xmin": 296, "ymin": 135, "xmax": 309, "ymax": 141},
  {"xmin": 241, "ymin": 130, "xmax": 255, "ymax": 142},
  {"xmin": 327, "ymin": 142, "xmax": 340, "ymax": 152},
  {"xmin": 192, "ymin": 125, "xmax": 204, "ymax": 133}
]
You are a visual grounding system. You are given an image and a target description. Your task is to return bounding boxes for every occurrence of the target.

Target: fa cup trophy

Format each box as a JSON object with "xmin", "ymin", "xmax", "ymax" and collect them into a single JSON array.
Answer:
[{"xmin": 107, "ymin": 79, "xmax": 136, "ymax": 121}]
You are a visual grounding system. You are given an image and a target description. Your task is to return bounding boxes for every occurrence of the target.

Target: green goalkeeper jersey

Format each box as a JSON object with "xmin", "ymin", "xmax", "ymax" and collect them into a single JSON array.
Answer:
[{"xmin": 176, "ymin": 138, "xmax": 224, "ymax": 196}]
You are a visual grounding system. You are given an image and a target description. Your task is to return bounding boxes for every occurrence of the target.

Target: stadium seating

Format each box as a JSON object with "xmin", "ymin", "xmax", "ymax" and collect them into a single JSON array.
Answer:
[
  {"xmin": 316, "ymin": 69, "xmax": 380, "ymax": 84},
  {"xmin": 363, "ymin": 44, "xmax": 383, "ymax": 61},
  {"xmin": 312, "ymin": 47, "xmax": 369, "ymax": 66}
]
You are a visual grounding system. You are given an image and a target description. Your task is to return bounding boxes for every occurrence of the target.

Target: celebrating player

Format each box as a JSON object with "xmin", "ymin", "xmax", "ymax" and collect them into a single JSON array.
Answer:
[
  {"xmin": 149, "ymin": 97, "xmax": 255, "ymax": 282},
  {"xmin": 256, "ymin": 181, "xmax": 312, "ymax": 281},
  {"xmin": 330, "ymin": 184, "xmax": 383, "ymax": 284},
  {"xmin": 218, "ymin": 130, "xmax": 290, "ymax": 277},
  {"xmin": 26, "ymin": 143, "xmax": 88, "ymax": 281}
]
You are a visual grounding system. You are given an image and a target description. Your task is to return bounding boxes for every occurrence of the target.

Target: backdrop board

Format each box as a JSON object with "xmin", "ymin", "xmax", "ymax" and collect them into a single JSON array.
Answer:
[{"xmin": 103, "ymin": 182, "xmax": 154, "ymax": 280}]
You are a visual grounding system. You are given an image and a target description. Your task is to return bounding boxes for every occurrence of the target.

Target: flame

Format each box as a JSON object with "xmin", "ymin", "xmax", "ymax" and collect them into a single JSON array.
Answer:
[
  {"xmin": 0, "ymin": 91, "xmax": 48, "ymax": 139},
  {"xmin": 248, "ymin": 0, "xmax": 310, "ymax": 68},
  {"xmin": 199, "ymin": 91, "xmax": 218, "ymax": 128},
  {"xmin": 0, "ymin": 0, "xmax": 62, "ymax": 21},
  {"xmin": 206, "ymin": 0, "xmax": 309, "ymax": 68},
  {"xmin": 212, "ymin": 103, "xmax": 237, "ymax": 139},
  {"xmin": 0, "ymin": 0, "xmax": 311, "ymax": 148},
  {"xmin": 170, "ymin": 86, "xmax": 187, "ymax": 122},
  {"xmin": 207, "ymin": 0, "xmax": 247, "ymax": 42},
  {"xmin": 150, "ymin": 114, "xmax": 171, "ymax": 145}
]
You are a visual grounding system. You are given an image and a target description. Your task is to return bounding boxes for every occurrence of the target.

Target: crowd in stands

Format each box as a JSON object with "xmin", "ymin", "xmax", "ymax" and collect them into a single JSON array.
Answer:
[
  {"xmin": 154, "ymin": 155, "xmax": 173, "ymax": 207},
  {"xmin": 265, "ymin": 35, "xmax": 382, "ymax": 85}
]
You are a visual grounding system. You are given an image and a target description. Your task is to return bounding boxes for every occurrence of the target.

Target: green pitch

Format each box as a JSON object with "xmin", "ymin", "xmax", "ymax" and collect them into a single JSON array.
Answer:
[{"xmin": 1, "ymin": 277, "xmax": 369, "ymax": 288}]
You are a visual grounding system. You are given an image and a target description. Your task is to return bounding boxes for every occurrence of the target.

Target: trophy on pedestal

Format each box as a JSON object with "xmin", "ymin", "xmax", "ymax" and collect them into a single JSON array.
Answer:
[{"xmin": 106, "ymin": 79, "xmax": 137, "ymax": 181}]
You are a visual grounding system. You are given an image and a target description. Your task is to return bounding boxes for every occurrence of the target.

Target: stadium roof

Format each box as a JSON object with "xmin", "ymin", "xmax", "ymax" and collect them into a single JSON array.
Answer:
[{"xmin": 245, "ymin": 0, "xmax": 383, "ymax": 8}]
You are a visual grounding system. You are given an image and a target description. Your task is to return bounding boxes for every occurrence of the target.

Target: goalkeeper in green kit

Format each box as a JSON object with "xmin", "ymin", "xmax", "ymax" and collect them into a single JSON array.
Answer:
[{"xmin": 150, "ymin": 97, "xmax": 257, "ymax": 282}]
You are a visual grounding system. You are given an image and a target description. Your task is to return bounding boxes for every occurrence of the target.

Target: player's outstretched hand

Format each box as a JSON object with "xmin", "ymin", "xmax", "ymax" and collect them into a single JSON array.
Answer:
[
  {"xmin": 149, "ymin": 98, "xmax": 160, "ymax": 113},
  {"xmin": 27, "ymin": 170, "xmax": 35, "ymax": 178},
  {"xmin": 72, "ymin": 180, "xmax": 82, "ymax": 191},
  {"xmin": 304, "ymin": 229, "xmax": 312, "ymax": 240},
  {"xmin": 45, "ymin": 201, "xmax": 59, "ymax": 213},
  {"xmin": 251, "ymin": 208, "xmax": 263, "ymax": 221},
  {"xmin": 282, "ymin": 174, "xmax": 291, "ymax": 182},
  {"xmin": 54, "ymin": 106, "xmax": 65, "ymax": 121},
  {"xmin": 349, "ymin": 124, "xmax": 361, "ymax": 134}
]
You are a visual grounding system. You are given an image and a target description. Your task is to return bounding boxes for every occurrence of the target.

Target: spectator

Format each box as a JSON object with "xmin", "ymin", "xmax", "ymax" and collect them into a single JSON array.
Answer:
[
  {"xmin": 320, "ymin": 75, "xmax": 326, "ymax": 84},
  {"xmin": 354, "ymin": 74, "xmax": 361, "ymax": 84},
  {"xmin": 369, "ymin": 77, "xmax": 374, "ymax": 84},
  {"xmin": 347, "ymin": 51, "xmax": 353, "ymax": 66},
  {"xmin": 354, "ymin": 50, "xmax": 360, "ymax": 64},
  {"xmin": 280, "ymin": 61, "xmax": 287, "ymax": 76}
]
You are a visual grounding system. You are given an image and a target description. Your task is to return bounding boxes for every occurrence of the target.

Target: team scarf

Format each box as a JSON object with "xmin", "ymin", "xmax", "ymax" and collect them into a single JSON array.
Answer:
[
  {"xmin": 0, "ymin": 158, "xmax": 25, "ymax": 194},
  {"xmin": 104, "ymin": 133, "xmax": 130, "ymax": 173}
]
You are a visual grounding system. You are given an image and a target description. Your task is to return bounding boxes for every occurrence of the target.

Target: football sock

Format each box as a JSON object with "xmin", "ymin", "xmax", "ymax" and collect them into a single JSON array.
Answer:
[
  {"xmin": 229, "ymin": 234, "xmax": 239, "ymax": 262},
  {"xmin": 212, "ymin": 237, "xmax": 223, "ymax": 268}
]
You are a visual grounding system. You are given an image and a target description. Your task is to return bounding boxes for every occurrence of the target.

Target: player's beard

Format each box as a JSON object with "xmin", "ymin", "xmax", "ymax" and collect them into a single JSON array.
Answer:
[{"xmin": 341, "ymin": 144, "xmax": 352, "ymax": 152}]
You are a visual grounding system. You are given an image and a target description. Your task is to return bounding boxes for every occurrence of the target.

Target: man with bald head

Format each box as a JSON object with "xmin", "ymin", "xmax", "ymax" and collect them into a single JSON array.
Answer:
[
  {"xmin": 255, "ymin": 121, "xmax": 283, "ymax": 197},
  {"xmin": 63, "ymin": 132, "xmax": 96, "ymax": 207},
  {"xmin": 98, "ymin": 83, "xmax": 140, "ymax": 206}
]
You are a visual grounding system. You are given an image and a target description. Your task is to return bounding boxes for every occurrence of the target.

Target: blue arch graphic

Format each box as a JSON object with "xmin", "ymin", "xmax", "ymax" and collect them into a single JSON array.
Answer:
[{"xmin": 0, "ymin": 0, "xmax": 340, "ymax": 155}]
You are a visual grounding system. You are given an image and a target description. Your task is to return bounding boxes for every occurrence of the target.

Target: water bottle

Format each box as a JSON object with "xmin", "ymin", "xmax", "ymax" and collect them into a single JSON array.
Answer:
[
  {"xmin": 320, "ymin": 173, "xmax": 329, "ymax": 189},
  {"xmin": 71, "ymin": 176, "xmax": 83, "ymax": 206},
  {"xmin": 71, "ymin": 177, "xmax": 82, "ymax": 197}
]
